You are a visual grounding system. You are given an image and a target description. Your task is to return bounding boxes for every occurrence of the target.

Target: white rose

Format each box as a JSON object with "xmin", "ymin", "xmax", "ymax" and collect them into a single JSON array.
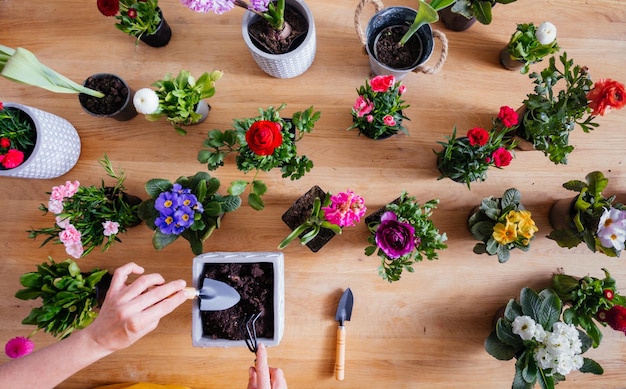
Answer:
[
  {"xmin": 536, "ymin": 22, "xmax": 557, "ymax": 45},
  {"xmin": 133, "ymin": 87, "xmax": 160, "ymax": 115}
]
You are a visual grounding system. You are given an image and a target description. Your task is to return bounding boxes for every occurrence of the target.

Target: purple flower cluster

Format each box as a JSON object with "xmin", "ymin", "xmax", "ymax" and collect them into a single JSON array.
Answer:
[
  {"xmin": 375, "ymin": 211, "xmax": 418, "ymax": 259},
  {"xmin": 155, "ymin": 184, "xmax": 203, "ymax": 235}
]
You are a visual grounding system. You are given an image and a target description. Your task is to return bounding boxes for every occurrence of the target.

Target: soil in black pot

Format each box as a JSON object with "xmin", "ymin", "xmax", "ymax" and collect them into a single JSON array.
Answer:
[
  {"xmin": 200, "ymin": 262, "xmax": 274, "ymax": 341},
  {"xmin": 281, "ymin": 185, "xmax": 337, "ymax": 252},
  {"xmin": 79, "ymin": 75, "xmax": 129, "ymax": 115},
  {"xmin": 248, "ymin": 4, "xmax": 308, "ymax": 55},
  {"xmin": 374, "ymin": 25, "xmax": 422, "ymax": 69}
]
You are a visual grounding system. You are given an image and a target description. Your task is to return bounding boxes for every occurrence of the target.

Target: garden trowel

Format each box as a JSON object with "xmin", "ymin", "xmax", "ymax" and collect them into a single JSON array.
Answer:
[{"xmin": 184, "ymin": 278, "xmax": 240, "ymax": 311}]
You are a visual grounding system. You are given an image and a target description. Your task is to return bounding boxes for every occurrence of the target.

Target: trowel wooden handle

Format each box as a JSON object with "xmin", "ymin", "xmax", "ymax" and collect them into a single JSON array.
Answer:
[
  {"xmin": 183, "ymin": 287, "xmax": 198, "ymax": 299},
  {"xmin": 335, "ymin": 326, "xmax": 346, "ymax": 381}
]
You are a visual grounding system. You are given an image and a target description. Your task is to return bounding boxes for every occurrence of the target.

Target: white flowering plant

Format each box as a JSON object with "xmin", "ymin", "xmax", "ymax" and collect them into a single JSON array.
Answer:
[
  {"xmin": 485, "ymin": 287, "xmax": 603, "ymax": 388},
  {"xmin": 506, "ymin": 22, "xmax": 559, "ymax": 74}
]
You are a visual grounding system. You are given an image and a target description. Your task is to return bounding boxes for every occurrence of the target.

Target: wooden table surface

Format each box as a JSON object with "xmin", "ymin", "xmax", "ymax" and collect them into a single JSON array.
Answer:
[{"xmin": 1, "ymin": 0, "xmax": 626, "ymax": 388}]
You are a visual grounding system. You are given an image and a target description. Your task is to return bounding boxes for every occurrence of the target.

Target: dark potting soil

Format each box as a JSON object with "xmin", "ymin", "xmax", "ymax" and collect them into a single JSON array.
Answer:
[
  {"xmin": 200, "ymin": 262, "xmax": 274, "ymax": 341},
  {"xmin": 375, "ymin": 25, "xmax": 422, "ymax": 69},
  {"xmin": 281, "ymin": 185, "xmax": 337, "ymax": 252},
  {"xmin": 248, "ymin": 4, "xmax": 308, "ymax": 55},
  {"xmin": 79, "ymin": 75, "xmax": 129, "ymax": 115}
]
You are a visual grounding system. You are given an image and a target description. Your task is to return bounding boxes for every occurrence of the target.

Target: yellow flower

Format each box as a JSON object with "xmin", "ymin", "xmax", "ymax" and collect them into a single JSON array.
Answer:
[{"xmin": 493, "ymin": 221, "xmax": 518, "ymax": 245}]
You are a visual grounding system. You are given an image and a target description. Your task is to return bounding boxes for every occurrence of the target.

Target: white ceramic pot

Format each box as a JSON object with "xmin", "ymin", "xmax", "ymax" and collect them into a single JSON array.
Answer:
[
  {"xmin": 0, "ymin": 103, "xmax": 80, "ymax": 179},
  {"xmin": 241, "ymin": 0, "xmax": 316, "ymax": 79},
  {"xmin": 191, "ymin": 251, "xmax": 285, "ymax": 348}
]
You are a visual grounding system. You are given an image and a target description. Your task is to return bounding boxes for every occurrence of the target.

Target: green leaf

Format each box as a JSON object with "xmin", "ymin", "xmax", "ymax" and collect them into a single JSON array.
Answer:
[
  {"xmin": 248, "ymin": 192, "xmax": 265, "ymax": 211},
  {"xmin": 484, "ymin": 331, "xmax": 516, "ymax": 360},
  {"xmin": 145, "ymin": 178, "xmax": 172, "ymax": 198},
  {"xmin": 152, "ymin": 230, "xmax": 179, "ymax": 250},
  {"xmin": 579, "ymin": 357, "xmax": 604, "ymax": 375},
  {"xmin": 228, "ymin": 180, "xmax": 248, "ymax": 196},
  {"xmin": 520, "ymin": 287, "xmax": 542, "ymax": 320}
]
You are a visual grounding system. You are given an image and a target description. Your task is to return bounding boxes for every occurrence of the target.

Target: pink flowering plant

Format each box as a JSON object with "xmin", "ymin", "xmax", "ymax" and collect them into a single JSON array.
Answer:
[
  {"xmin": 97, "ymin": 0, "xmax": 162, "ymax": 43},
  {"xmin": 548, "ymin": 171, "xmax": 626, "ymax": 257},
  {"xmin": 365, "ymin": 192, "xmax": 447, "ymax": 282},
  {"xmin": 27, "ymin": 155, "xmax": 141, "ymax": 258},
  {"xmin": 347, "ymin": 75, "xmax": 410, "ymax": 140},
  {"xmin": 278, "ymin": 190, "xmax": 366, "ymax": 249},
  {"xmin": 435, "ymin": 105, "xmax": 518, "ymax": 188},
  {"xmin": 0, "ymin": 101, "xmax": 35, "ymax": 170},
  {"xmin": 5, "ymin": 257, "xmax": 109, "ymax": 359}
]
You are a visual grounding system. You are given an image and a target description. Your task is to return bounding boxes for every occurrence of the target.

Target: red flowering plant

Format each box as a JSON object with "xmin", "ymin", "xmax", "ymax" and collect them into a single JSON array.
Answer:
[
  {"xmin": 0, "ymin": 101, "xmax": 35, "ymax": 170},
  {"xmin": 198, "ymin": 103, "xmax": 320, "ymax": 210},
  {"xmin": 519, "ymin": 52, "xmax": 626, "ymax": 164},
  {"xmin": 97, "ymin": 0, "xmax": 162, "ymax": 43},
  {"xmin": 551, "ymin": 268, "xmax": 626, "ymax": 348},
  {"xmin": 347, "ymin": 75, "xmax": 410, "ymax": 140},
  {"xmin": 434, "ymin": 105, "xmax": 518, "ymax": 188}
]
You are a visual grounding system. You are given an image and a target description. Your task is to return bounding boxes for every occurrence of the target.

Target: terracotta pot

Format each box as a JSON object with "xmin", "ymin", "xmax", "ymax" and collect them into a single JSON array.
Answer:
[
  {"xmin": 139, "ymin": 8, "xmax": 172, "ymax": 47},
  {"xmin": 438, "ymin": 5, "xmax": 477, "ymax": 32}
]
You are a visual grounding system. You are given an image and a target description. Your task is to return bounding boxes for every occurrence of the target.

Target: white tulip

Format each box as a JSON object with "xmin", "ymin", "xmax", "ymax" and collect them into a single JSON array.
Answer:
[{"xmin": 536, "ymin": 22, "xmax": 557, "ymax": 45}]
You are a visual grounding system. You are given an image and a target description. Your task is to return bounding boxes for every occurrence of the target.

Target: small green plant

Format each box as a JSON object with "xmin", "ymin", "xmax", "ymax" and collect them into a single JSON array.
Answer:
[
  {"xmin": 134, "ymin": 70, "xmax": 222, "ymax": 135},
  {"xmin": 485, "ymin": 287, "xmax": 603, "ymax": 389},
  {"xmin": 505, "ymin": 22, "xmax": 559, "ymax": 74},
  {"xmin": 97, "ymin": 0, "xmax": 163, "ymax": 42},
  {"xmin": 448, "ymin": 0, "xmax": 516, "ymax": 25},
  {"xmin": 198, "ymin": 104, "xmax": 319, "ymax": 210},
  {"xmin": 15, "ymin": 258, "xmax": 109, "ymax": 340},
  {"xmin": 399, "ymin": 0, "xmax": 455, "ymax": 46},
  {"xmin": 468, "ymin": 188, "xmax": 538, "ymax": 263}
]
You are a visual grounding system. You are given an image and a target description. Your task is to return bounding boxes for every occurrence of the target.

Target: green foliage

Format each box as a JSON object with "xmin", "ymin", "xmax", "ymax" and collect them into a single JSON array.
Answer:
[
  {"xmin": 137, "ymin": 171, "xmax": 241, "ymax": 255},
  {"xmin": 278, "ymin": 192, "xmax": 341, "ymax": 249},
  {"xmin": 15, "ymin": 257, "xmax": 108, "ymax": 340},
  {"xmin": 365, "ymin": 191, "xmax": 448, "ymax": 282},
  {"xmin": 469, "ymin": 188, "xmax": 537, "ymax": 263},
  {"xmin": 198, "ymin": 104, "xmax": 319, "ymax": 210},
  {"xmin": 27, "ymin": 155, "xmax": 141, "ymax": 257},
  {"xmin": 0, "ymin": 104, "xmax": 35, "ymax": 158},
  {"xmin": 399, "ymin": 0, "xmax": 455, "ymax": 46},
  {"xmin": 547, "ymin": 171, "xmax": 624, "ymax": 255},
  {"xmin": 506, "ymin": 23, "xmax": 560, "ymax": 74},
  {"xmin": 519, "ymin": 52, "xmax": 596, "ymax": 164},
  {"xmin": 450, "ymin": 0, "xmax": 516, "ymax": 25},
  {"xmin": 114, "ymin": 0, "xmax": 162, "ymax": 42},
  {"xmin": 148, "ymin": 69, "xmax": 222, "ymax": 135}
]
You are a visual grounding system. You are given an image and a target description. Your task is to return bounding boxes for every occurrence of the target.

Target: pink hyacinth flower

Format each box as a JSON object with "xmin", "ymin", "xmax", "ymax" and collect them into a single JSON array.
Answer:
[
  {"xmin": 322, "ymin": 190, "xmax": 367, "ymax": 228},
  {"xmin": 5, "ymin": 336, "xmax": 35, "ymax": 359}
]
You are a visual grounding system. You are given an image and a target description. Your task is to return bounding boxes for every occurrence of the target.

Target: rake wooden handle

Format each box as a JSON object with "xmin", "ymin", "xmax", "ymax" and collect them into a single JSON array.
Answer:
[{"xmin": 335, "ymin": 326, "xmax": 346, "ymax": 381}]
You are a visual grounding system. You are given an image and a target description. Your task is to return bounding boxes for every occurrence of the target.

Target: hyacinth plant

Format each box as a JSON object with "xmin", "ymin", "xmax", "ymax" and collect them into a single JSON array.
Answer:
[
  {"xmin": 134, "ymin": 70, "xmax": 222, "ymax": 135},
  {"xmin": 5, "ymin": 258, "xmax": 109, "ymax": 359},
  {"xmin": 198, "ymin": 104, "xmax": 319, "ymax": 210},
  {"xmin": 278, "ymin": 190, "xmax": 366, "ymax": 249},
  {"xmin": 485, "ymin": 287, "xmax": 603, "ymax": 389},
  {"xmin": 435, "ymin": 105, "xmax": 518, "ymax": 188},
  {"xmin": 97, "ymin": 0, "xmax": 162, "ymax": 43},
  {"xmin": 27, "ymin": 155, "xmax": 141, "ymax": 258},
  {"xmin": 0, "ymin": 101, "xmax": 35, "ymax": 170},
  {"xmin": 505, "ymin": 22, "xmax": 560, "ymax": 74},
  {"xmin": 347, "ymin": 75, "xmax": 410, "ymax": 140},
  {"xmin": 138, "ymin": 171, "xmax": 242, "ymax": 255},
  {"xmin": 519, "ymin": 52, "xmax": 626, "ymax": 164},
  {"xmin": 468, "ymin": 188, "xmax": 538, "ymax": 263},
  {"xmin": 552, "ymin": 268, "xmax": 626, "ymax": 348},
  {"xmin": 0, "ymin": 45, "xmax": 103, "ymax": 97},
  {"xmin": 365, "ymin": 191, "xmax": 448, "ymax": 283},
  {"xmin": 547, "ymin": 171, "xmax": 626, "ymax": 257}
]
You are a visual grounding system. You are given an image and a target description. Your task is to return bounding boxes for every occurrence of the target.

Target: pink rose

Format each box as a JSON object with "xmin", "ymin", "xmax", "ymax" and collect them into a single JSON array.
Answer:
[
  {"xmin": 370, "ymin": 75, "xmax": 395, "ymax": 93},
  {"xmin": 59, "ymin": 224, "xmax": 81, "ymax": 245},
  {"xmin": 383, "ymin": 115, "xmax": 396, "ymax": 126},
  {"xmin": 353, "ymin": 96, "xmax": 374, "ymax": 118},
  {"xmin": 102, "ymin": 221, "xmax": 120, "ymax": 237},
  {"xmin": 64, "ymin": 241, "xmax": 84, "ymax": 259}
]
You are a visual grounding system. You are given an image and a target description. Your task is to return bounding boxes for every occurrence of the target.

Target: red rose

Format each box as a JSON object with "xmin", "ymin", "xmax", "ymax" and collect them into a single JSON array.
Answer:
[
  {"xmin": 587, "ymin": 78, "xmax": 626, "ymax": 116},
  {"xmin": 96, "ymin": 0, "xmax": 119, "ymax": 16},
  {"xmin": 497, "ymin": 106, "xmax": 519, "ymax": 128},
  {"xmin": 491, "ymin": 147, "xmax": 512, "ymax": 167},
  {"xmin": 0, "ymin": 137, "xmax": 10, "ymax": 148},
  {"xmin": 370, "ymin": 75, "xmax": 395, "ymax": 93},
  {"xmin": 466, "ymin": 127, "xmax": 489, "ymax": 146},
  {"xmin": 1, "ymin": 149, "xmax": 24, "ymax": 169},
  {"xmin": 245, "ymin": 120, "xmax": 283, "ymax": 156}
]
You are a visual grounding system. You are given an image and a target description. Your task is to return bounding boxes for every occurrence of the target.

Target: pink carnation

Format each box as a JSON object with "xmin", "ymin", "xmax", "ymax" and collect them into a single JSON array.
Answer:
[
  {"xmin": 50, "ymin": 180, "xmax": 80, "ymax": 201},
  {"xmin": 102, "ymin": 221, "xmax": 120, "ymax": 237},
  {"xmin": 497, "ymin": 106, "xmax": 519, "ymax": 128},
  {"xmin": 64, "ymin": 241, "xmax": 84, "ymax": 259},
  {"xmin": 383, "ymin": 115, "xmax": 396, "ymax": 126},
  {"xmin": 48, "ymin": 199, "xmax": 64, "ymax": 214},
  {"xmin": 56, "ymin": 216, "xmax": 71, "ymax": 229},
  {"xmin": 353, "ymin": 95, "xmax": 374, "ymax": 118},
  {"xmin": 370, "ymin": 75, "xmax": 395, "ymax": 93},
  {"xmin": 59, "ymin": 224, "xmax": 82, "ymax": 245},
  {"xmin": 322, "ymin": 190, "xmax": 366, "ymax": 228},
  {"xmin": 5, "ymin": 336, "xmax": 35, "ymax": 359}
]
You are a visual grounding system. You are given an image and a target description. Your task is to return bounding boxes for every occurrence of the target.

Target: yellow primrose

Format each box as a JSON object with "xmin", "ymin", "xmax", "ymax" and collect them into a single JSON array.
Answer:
[{"xmin": 493, "ymin": 221, "xmax": 517, "ymax": 245}]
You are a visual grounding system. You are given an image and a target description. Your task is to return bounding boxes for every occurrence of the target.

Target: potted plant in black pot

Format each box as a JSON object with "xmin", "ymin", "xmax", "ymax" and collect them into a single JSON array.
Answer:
[
  {"xmin": 4, "ymin": 257, "xmax": 110, "ymax": 358},
  {"xmin": 500, "ymin": 21, "xmax": 559, "ymax": 74},
  {"xmin": 191, "ymin": 252, "xmax": 284, "ymax": 349},
  {"xmin": 181, "ymin": 0, "xmax": 316, "ymax": 78},
  {"xmin": 347, "ymin": 74, "xmax": 410, "ymax": 140},
  {"xmin": 438, "ymin": 0, "xmax": 516, "ymax": 32},
  {"xmin": 198, "ymin": 103, "xmax": 319, "ymax": 210},
  {"xmin": 27, "ymin": 155, "xmax": 142, "ymax": 258},
  {"xmin": 354, "ymin": 0, "xmax": 451, "ymax": 79},
  {"xmin": 96, "ymin": 0, "xmax": 172, "ymax": 47},
  {"xmin": 0, "ymin": 101, "xmax": 80, "ymax": 179},
  {"xmin": 79, "ymin": 73, "xmax": 138, "ymax": 121},
  {"xmin": 133, "ymin": 69, "xmax": 222, "ymax": 135}
]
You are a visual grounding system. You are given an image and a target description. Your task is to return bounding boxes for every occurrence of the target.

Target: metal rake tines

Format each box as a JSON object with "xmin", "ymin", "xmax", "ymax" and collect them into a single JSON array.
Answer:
[{"xmin": 240, "ymin": 312, "xmax": 262, "ymax": 353}]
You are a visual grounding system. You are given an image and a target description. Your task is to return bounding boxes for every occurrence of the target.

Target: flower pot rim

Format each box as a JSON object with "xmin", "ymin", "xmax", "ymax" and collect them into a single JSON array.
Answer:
[
  {"xmin": 79, "ymin": 73, "xmax": 135, "ymax": 119},
  {"xmin": 1, "ymin": 102, "xmax": 38, "ymax": 174}
]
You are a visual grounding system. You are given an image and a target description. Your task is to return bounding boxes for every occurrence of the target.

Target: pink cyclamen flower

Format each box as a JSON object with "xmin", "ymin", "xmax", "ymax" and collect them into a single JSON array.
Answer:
[
  {"xmin": 383, "ymin": 115, "xmax": 396, "ymax": 126},
  {"xmin": 59, "ymin": 224, "xmax": 82, "ymax": 245},
  {"xmin": 5, "ymin": 336, "xmax": 35, "ymax": 359},
  {"xmin": 353, "ymin": 95, "xmax": 374, "ymax": 118},
  {"xmin": 102, "ymin": 221, "xmax": 120, "ymax": 237},
  {"xmin": 370, "ymin": 75, "xmax": 395, "ymax": 93},
  {"xmin": 322, "ymin": 190, "xmax": 366, "ymax": 228}
]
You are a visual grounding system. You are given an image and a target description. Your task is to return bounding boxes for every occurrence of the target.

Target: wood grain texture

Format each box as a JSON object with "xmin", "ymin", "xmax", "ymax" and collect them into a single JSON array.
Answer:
[{"xmin": 1, "ymin": 0, "xmax": 626, "ymax": 388}]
